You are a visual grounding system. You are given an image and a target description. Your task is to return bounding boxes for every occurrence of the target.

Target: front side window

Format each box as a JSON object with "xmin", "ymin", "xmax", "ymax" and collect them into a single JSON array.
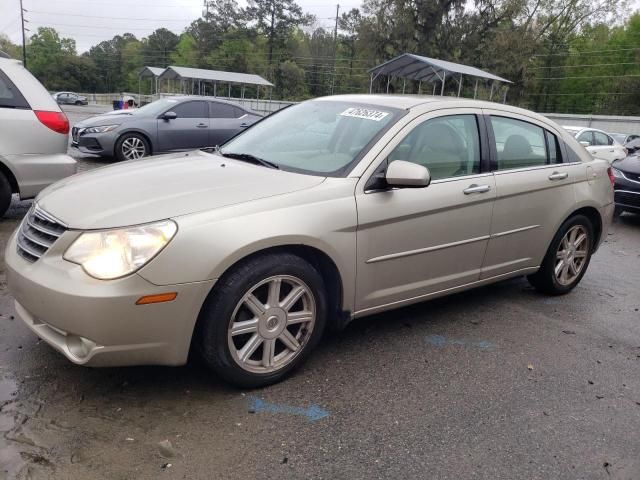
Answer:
[
  {"xmin": 221, "ymin": 101, "xmax": 400, "ymax": 175},
  {"xmin": 577, "ymin": 131, "xmax": 593, "ymax": 145},
  {"xmin": 389, "ymin": 114, "xmax": 480, "ymax": 180},
  {"xmin": 170, "ymin": 101, "xmax": 207, "ymax": 118},
  {"xmin": 491, "ymin": 116, "xmax": 547, "ymax": 169}
]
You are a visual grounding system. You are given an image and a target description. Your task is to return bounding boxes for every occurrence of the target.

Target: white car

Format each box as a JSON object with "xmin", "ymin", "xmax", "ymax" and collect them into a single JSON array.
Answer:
[
  {"xmin": 0, "ymin": 57, "xmax": 77, "ymax": 216},
  {"xmin": 563, "ymin": 126, "xmax": 627, "ymax": 164}
]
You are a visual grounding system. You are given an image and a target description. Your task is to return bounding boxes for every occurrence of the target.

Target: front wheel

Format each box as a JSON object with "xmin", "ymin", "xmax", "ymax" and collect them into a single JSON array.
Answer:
[
  {"xmin": 528, "ymin": 215, "xmax": 594, "ymax": 295},
  {"xmin": 197, "ymin": 253, "xmax": 327, "ymax": 388},
  {"xmin": 115, "ymin": 133, "xmax": 150, "ymax": 162}
]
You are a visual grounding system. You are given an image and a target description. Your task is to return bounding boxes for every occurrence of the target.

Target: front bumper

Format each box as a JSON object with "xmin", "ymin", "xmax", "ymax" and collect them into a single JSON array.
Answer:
[
  {"xmin": 5, "ymin": 229, "xmax": 215, "ymax": 367},
  {"xmin": 71, "ymin": 129, "xmax": 117, "ymax": 157},
  {"xmin": 613, "ymin": 174, "xmax": 640, "ymax": 211}
]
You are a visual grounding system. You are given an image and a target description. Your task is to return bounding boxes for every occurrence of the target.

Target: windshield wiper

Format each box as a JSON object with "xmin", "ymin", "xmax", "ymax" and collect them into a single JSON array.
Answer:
[{"xmin": 219, "ymin": 151, "xmax": 280, "ymax": 169}]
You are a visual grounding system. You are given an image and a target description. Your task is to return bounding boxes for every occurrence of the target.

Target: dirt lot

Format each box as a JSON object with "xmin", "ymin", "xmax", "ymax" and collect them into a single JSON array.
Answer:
[{"xmin": 1, "ymin": 107, "xmax": 639, "ymax": 479}]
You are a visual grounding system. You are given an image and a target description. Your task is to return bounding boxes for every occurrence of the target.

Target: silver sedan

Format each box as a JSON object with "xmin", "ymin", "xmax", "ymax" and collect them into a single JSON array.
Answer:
[{"xmin": 7, "ymin": 95, "xmax": 614, "ymax": 387}]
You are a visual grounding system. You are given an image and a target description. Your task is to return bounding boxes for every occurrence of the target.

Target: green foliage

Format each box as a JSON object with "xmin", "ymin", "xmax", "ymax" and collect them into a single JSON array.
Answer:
[{"xmin": 4, "ymin": 0, "xmax": 638, "ymax": 114}]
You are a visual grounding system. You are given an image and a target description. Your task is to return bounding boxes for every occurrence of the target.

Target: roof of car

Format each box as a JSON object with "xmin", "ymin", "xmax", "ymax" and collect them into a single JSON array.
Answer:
[{"xmin": 164, "ymin": 95, "xmax": 259, "ymax": 114}]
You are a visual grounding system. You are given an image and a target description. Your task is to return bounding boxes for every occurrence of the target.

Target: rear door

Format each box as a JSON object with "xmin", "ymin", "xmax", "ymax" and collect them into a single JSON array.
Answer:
[
  {"xmin": 156, "ymin": 100, "xmax": 209, "ymax": 151},
  {"xmin": 209, "ymin": 102, "xmax": 246, "ymax": 146},
  {"xmin": 481, "ymin": 110, "xmax": 585, "ymax": 278}
]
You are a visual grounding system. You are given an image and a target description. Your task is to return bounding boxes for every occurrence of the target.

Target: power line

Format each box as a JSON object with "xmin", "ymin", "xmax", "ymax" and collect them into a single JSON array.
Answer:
[{"xmin": 27, "ymin": 10, "xmax": 196, "ymax": 22}]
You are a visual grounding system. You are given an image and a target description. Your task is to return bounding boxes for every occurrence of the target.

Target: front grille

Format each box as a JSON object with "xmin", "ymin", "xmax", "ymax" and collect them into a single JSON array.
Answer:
[
  {"xmin": 623, "ymin": 170, "xmax": 640, "ymax": 183},
  {"xmin": 615, "ymin": 190, "xmax": 640, "ymax": 208},
  {"xmin": 16, "ymin": 206, "xmax": 67, "ymax": 262}
]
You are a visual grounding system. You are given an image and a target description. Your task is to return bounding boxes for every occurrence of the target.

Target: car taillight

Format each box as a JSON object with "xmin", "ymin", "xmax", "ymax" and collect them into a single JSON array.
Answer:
[
  {"xmin": 34, "ymin": 110, "xmax": 69, "ymax": 134},
  {"xmin": 607, "ymin": 167, "xmax": 615, "ymax": 187}
]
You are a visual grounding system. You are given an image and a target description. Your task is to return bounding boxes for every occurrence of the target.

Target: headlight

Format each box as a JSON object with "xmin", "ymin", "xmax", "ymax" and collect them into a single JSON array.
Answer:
[
  {"xmin": 63, "ymin": 220, "xmax": 177, "ymax": 280},
  {"xmin": 83, "ymin": 124, "xmax": 120, "ymax": 134},
  {"xmin": 611, "ymin": 167, "xmax": 623, "ymax": 178}
]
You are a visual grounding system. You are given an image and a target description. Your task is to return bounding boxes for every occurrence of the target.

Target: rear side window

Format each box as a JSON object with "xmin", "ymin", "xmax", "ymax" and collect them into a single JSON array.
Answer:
[
  {"xmin": 171, "ymin": 101, "xmax": 207, "ymax": 118},
  {"xmin": 0, "ymin": 70, "xmax": 29, "ymax": 109},
  {"xmin": 491, "ymin": 116, "xmax": 547, "ymax": 169},
  {"xmin": 210, "ymin": 103, "xmax": 239, "ymax": 119},
  {"xmin": 593, "ymin": 131, "xmax": 612, "ymax": 146}
]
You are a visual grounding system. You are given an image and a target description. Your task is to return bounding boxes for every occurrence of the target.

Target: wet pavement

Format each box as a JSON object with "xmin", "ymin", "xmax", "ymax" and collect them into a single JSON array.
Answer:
[{"xmin": 0, "ymin": 106, "xmax": 639, "ymax": 478}]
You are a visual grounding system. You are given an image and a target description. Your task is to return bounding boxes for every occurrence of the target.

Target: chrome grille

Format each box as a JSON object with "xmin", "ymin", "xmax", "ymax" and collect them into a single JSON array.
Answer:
[{"xmin": 17, "ymin": 206, "xmax": 67, "ymax": 262}]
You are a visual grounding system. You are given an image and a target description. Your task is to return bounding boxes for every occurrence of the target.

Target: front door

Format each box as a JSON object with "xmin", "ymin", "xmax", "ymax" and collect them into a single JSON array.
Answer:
[
  {"xmin": 480, "ymin": 111, "xmax": 585, "ymax": 278},
  {"xmin": 157, "ymin": 100, "xmax": 209, "ymax": 151},
  {"xmin": 355, "ymin": 110, "xmax": 495, "ymax": 313},
  {"xmin": 209, "ymin": 102, "xmax": 246, "ymax": 146}
]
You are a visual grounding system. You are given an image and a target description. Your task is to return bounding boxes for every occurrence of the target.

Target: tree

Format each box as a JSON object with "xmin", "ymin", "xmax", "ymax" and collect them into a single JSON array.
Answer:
[
  {"xmin": 143, "ymin": 28, "xmax": 180, "ymax": 68},
  {"xmin": 0, "ymin": 35, "xmax": 21, "ymax": 60},
  {"xmin": 339, "ymin": 9, "xmax": 363, "ymax": 75},
  {"xmin": 247, "ymin": 0, "xmax": 314, "ymax": 67},
  {"xmin": 171, "ymin": 34, "xmax": 199, "ymax": 66},
  {"xmin": 87, "ymin": 33, "xmax": 140, "ymax": 92},
  {"xmin": 26, "ymin": 28, "xmax": 79, "ymax": 89},
  {"xmin": 277, "ymin": 59, "xmax": 305, "ymax": 99}
]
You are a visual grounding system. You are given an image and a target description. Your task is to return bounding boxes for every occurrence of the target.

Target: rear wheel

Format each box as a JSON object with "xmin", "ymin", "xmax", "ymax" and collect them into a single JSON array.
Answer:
[
  {"xmin": 115, "ymin": 133, "xmax": 150, "ymax": 162},
  {"xmin": 528, "ymin": 215, "xmax": 594, "ymax": 295},
  {"xmin": 197, "ymin": 253, "xmax": 327, "ymax": 388},
  {"xmin": 0, "ymin": 173, "xmax": 11, "ymax": 217}
]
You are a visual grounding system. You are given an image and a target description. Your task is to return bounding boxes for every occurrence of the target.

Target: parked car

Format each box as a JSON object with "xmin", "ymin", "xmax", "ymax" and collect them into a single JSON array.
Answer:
[
  {"xmin": 611, "ymin": 156, "xmax": 640, "ymax": 216},
  {"xmin": 72, "ymin": 96, "xmax": 262, "ymax": 162},
  {"xmin": 53, "ymin": 92, "xmax": 88, "ymax": 106},
  {"xmin": 563, "ymin": 126, "xmax": 627, "ymax": 163},
  {"xmin": 0, "ymin": 57, "xmax": 77, "ymax": 216},
  {"xmin": 7, "ymin": 96, "xmax": 613, "ymax": 387},
  {"xmin": 619, "ymin": 136, "xmax": 640, "ymax": 154},
  {"xmin": 610, "ymin": 132, "xmax": 640, "ymax": 148}
]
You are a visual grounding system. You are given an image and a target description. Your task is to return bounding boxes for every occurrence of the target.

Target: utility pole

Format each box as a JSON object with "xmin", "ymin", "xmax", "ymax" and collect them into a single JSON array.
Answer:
[
  {"xmin": 19, "ymin": 0, "xmax": 27, "ymax": 67},
  {"xmin": 330, "ymin": 4, "xmax": 339, "ymax": 95},
  {"xmin": 203, "ymin": 0, "xmax": 209, "ymax": 18}
]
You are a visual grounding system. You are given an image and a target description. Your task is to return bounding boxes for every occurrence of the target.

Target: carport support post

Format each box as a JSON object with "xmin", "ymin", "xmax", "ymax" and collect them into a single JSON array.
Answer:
[
  {"xmin": 489, "ymin": 82, "xmax": 495, "ymax": 101},
  {"xmin": 402, "ymin": 78, "xmax": 406, "ymax": 94},
  {"xmin": 432, "ymin": 83, "xmax": 436, "ymax": 95},
  {"xmin": 503, "ymin": 86, "xmax": 509, "ymax": 104},
  {"xmin": 418, "ymin": 80, "xmax": 422, "ymax": 95},
  {"xmin": 228, "ymin": 83, "xmax": 231, "ymax": 99},
  {"xmin": 386, "ymin": 76, "xmax": 390, "ymax": 94},
  {"xmin": 457, "ymin": 74, "xmax": 463, "ymax": 97},
  {"xmin": 369, "ymin": 73, "xmax": 373, "ymax": 93},
  {"xmin": 440, "ymin": 71, "xmax": 446, "ymax": 96},
  {"xmin": 473, "ymin": 79, "xmax": 478, "ymax": 99},
  {"xmin": 213, "ymin": 82, "xmax": 217, "ymax": 97}
]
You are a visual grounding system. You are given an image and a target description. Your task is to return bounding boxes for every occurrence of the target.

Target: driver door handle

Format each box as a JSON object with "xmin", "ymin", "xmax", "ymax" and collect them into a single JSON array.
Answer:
[
  {"xmin": 463, "ymin": 184, "xmax": 491, "ymax": 194},
  {"xmin": 239, "ymin": 123, "xmax": 249, "ymax": 128},
  {"xmin": 548, "ymin": 171, "xmax": 568, "ymax": 180},
  {"xmin": 196, "ymin": 123, "xmax": 208, "ymax": 128}
]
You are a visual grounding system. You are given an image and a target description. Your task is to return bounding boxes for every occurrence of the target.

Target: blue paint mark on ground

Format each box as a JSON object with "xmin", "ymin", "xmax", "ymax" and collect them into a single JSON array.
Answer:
[
  {"xmin": 248, "ymin": 396, "xmax": 330, "ymax": 422},
  {"xmin": 425, "ymin": 334, "xmax": 495, "ymax": 350},
  {"xmin": 543, "ymin": 298, "xmax": 560, "ymax": 305}
]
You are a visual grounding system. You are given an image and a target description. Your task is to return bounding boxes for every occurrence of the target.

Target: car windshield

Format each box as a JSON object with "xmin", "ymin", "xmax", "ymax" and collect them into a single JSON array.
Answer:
[
  {"xmin": 220, "ymin": 100, "xmax": 401, "ymax": 176},
  {"xmin": 132, "ymin": 97, "xmax": 183, "ymax": 117}
]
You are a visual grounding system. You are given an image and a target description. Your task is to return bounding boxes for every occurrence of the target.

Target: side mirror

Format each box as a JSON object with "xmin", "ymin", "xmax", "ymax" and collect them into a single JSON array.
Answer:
[
  {"xmin": 385, "ymin": 160, "xmax": 431, "ymax": 188},
  {"xmin": 162, "ymin": 111, "xmax": 177, "ymax": 120},
  {"xmin": 579, "ymin": 141, "xmax": 591, "ymax": 147}
]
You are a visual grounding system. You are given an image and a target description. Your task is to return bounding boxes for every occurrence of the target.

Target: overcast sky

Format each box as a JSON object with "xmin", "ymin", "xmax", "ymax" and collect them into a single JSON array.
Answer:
[
  {"xmin": 0, "ymin": 0, "xmax": 361, "ymax": 53},
  {"xmin": 1, "ymin": 0, "xmax": 638, "ymax": 54}
]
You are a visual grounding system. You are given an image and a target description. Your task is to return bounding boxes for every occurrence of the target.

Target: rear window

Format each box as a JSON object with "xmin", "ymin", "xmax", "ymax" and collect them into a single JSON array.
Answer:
[
  {"xmin": 210, "ymin": 103, "xmax": 240, "ymax": 119},
  {"xmin": 0, "ymin": 69, "xmax": 29, "ymax": 109}
]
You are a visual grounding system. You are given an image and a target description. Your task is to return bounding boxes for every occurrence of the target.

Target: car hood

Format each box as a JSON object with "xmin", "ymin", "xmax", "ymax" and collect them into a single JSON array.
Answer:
[
  {"xmin": 37, "ymin": 150, "xmax": 326, "ymax": 229},
  {"xmin": 75, "ymin": 112, "xmax": 136, "ymax": 127},
  {"xmin": 613, "ymin": 155, "xmax": 640, "ymax": 174}
]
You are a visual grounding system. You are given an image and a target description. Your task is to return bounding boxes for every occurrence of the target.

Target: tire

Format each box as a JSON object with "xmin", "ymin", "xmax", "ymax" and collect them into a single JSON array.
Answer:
[
  {"xmin": 197, "ymin": 253, "xmax": 327, "ymax": 388},
  {"xmin": 115, "ymin": 133, "xmax": 150, "ymax": 162},
  {"xmin": 527, "ymin": 214, "xmax": 594, "ymax": 295},
  {"xmin": 74, "ymin": 101, "xmax": 83, "ymax": 106},
  {"xmin": 0, "ymin": 173, "xmax": 12, "ymax": 217}
]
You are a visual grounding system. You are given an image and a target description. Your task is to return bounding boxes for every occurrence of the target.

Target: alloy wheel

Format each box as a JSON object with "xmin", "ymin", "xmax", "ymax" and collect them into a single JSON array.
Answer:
[
  {"xmin": 554, "ymin": 225, "xmax": 589, "ymax": 286},
  {"xmin": 227, "ymin": 275, "xmax": 316, "ymax": 374},
  {"xmin": 121, "ymin": 137, "xmax": 146, "ymax": 160}
]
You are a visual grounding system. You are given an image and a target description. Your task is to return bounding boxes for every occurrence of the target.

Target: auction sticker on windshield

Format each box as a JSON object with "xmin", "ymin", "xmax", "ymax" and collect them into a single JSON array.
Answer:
[{"xmin": 340, "ymin": 107, "xmax": 389, "ymax": 121}]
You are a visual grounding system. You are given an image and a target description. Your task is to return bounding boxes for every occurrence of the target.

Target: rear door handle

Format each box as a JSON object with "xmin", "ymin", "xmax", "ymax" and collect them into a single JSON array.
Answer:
[
  {"xmin": 239, "ymin": 123, "xmax": 249, "ymax": 128},
  {"xmin": 196, "ymin": 123, "xmax": 208, "ymax": 128},
  {"xmin": 548, "ymin": 171, "xmax": 568, "ymax": 180},
  {"xmin": 463, "ymin": 184, "xmax": 491, "ymax": 194}
]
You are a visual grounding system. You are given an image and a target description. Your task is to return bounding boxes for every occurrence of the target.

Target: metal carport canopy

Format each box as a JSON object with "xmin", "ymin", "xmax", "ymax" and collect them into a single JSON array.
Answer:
[
  {"xmin": 139, "ymin": 66, "xmax": 165, "ymax": 79},
  {"xmin": 369, "ymin": 53, "xmax": 512, "ymax": 84},
  {"xmin": 159, "ymin": 66, "xmax": 273, "ymax": 87}
]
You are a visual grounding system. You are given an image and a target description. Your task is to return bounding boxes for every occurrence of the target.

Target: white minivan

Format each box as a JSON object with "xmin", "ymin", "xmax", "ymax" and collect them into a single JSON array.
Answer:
[{"xmin": 0, "ymin": 55, "xmax": 77, "ymax": 216}]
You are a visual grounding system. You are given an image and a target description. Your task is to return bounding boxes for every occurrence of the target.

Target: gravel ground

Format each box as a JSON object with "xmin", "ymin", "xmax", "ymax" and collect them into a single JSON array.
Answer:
[{"xmin": 0, "ymin": 105, "xmax": 639, "ymax": 479}]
